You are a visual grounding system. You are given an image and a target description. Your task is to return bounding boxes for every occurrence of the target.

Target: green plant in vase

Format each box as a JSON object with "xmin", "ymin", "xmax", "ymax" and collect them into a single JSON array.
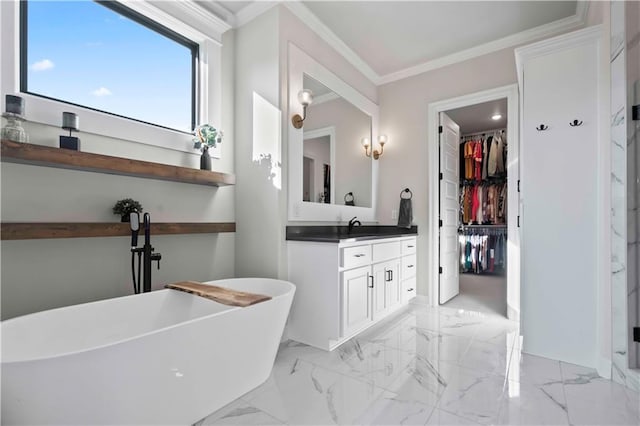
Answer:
[
  {"xmin": 193, "ymin": 124, "xmax": 223, "ymax": 170},
  {"xmin": 113, "ymin": 198, "xmax": 143, "ymax": 222}
]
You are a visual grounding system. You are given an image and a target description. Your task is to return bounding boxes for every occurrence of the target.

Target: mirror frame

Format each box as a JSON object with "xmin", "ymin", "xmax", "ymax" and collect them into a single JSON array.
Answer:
[
  {"xmin": 303, "ymin": 126, "xmax": 336, "ymax": 204},
  {"xmin": 288, "ymin": 43, "xmax": 379, "ymax": 222}
]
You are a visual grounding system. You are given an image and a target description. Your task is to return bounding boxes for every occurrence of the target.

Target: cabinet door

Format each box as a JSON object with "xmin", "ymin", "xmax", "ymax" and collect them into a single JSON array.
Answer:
[
  {"xmin": 385, "ymin": 260, "xmax": 401, "ymax": 311},
  {"xmin": 341, "ymin": 266, "xmax": 373, "ymax": 337},
  {"xmin": 372, "ymin": 261, "xmax": 388, "ymax": 318},
  {"xmin": 372, "ymin": 259, "xmax": 401, "ymax": 319}
]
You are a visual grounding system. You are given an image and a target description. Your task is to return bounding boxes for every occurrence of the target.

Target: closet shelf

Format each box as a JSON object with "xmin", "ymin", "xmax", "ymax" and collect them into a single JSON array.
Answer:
[
  {"xmin": 0, "ymin": 140, "xmax": 236, "ymax": 187},
  {"xmin": 1, "ymin": 222, "xmax": 236, "ymax": 240}
]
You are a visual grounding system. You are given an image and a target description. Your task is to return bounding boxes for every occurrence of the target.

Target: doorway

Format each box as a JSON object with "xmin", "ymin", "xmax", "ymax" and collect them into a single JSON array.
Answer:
[
  {"xmin": 427, "ymin": 84, "xmax": 520, "ymax": 321},
  {"xmin": 441, "ymin": 99, "xmax": 508, "ymax": 317}
]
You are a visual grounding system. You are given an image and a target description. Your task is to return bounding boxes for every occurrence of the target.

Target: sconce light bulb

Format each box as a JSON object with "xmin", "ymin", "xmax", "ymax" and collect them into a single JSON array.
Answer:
[
  {"xmin": 298, "ymin": 89, "xmax": 314, "ymax": 107},
  {"xmin": 361, "ymin": 137, "xmax": 370, "ymax": 148},
  {"xmin": 378, "ymin": 134, "xmax": 388, "ymax": 145}
]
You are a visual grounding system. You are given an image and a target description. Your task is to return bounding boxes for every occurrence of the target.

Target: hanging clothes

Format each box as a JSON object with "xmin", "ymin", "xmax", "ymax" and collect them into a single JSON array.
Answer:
[
  {"xmin": 473, "ymin": 140, "xmax": 483, "ymax": 181},
  {"xmin": 482, "ymin": 136, "xmax": 491, "ymax": 180},
  {"xmin": 458, "ymin": 228, "xmax": 507, "ymax": 275}
]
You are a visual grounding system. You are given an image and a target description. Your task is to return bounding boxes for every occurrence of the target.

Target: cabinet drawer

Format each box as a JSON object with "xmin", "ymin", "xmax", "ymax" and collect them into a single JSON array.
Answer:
[
  {"xmin": 401, "ymin": 254, "xmax": 417, "ymax": 279},
  {"xmin": 402, "ymin": 277, "xmax": 416, "ymax": 303},
  {"xmin": 341, "ymin": 245, "xmax": 372, "ymax": 269},
  {"xmin": 372, "ymin": 241, "xmax": 401, "ymax": 263},
  {"xmin": 401, "ymin": 238, "xmax": 417, "ymax": 255}
]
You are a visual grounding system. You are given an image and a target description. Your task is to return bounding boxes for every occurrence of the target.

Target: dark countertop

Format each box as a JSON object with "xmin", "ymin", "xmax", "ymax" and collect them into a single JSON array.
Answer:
[{"xmin": 286, "ymin": 225, "xmax": 418, "ymax": 243}]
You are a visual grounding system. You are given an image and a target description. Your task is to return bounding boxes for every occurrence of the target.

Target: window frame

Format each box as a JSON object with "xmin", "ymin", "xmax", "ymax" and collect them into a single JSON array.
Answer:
[
  {"xmin": 1, "ymin": 0, "xmax": 227, "ymax": 154},
  {"xmin": 20, "ymin": 0, "xmax": 199, "ymax": 134}
]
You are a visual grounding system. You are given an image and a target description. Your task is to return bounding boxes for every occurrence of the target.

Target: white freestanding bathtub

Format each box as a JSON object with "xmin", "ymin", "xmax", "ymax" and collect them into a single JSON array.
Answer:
[{"xmin": 1, "ymin": 278, "xmax": 295, "ymax": 425}]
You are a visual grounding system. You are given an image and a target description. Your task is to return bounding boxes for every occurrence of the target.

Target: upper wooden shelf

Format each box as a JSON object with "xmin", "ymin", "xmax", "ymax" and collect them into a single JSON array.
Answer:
[{"xmin": 1, "ymin": 140, "xmax": 235, "ymax": 187}]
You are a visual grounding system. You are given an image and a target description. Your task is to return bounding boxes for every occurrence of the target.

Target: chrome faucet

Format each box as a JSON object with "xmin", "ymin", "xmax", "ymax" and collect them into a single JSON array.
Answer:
[{"xmin": 348, "ymin": 216, "xmax": 361, "ymax": 233}]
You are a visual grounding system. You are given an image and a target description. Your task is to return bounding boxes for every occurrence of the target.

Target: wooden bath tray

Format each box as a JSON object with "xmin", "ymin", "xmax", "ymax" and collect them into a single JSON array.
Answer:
[{"xmin": 166, "ymin": 281, "xmax": 271, "ymax": 307}]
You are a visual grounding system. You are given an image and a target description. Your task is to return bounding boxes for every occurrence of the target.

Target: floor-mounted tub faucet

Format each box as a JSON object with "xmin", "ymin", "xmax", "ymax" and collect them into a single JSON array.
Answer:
[{"xmin": 129, "ymin": 212, "xmax": 162, "ymax": 294}]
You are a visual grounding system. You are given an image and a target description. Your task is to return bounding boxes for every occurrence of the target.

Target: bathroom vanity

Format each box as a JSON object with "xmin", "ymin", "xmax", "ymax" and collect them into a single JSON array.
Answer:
[{"xmin": 286, "ymin": 226, "xmax": 417, "ymax": 351}]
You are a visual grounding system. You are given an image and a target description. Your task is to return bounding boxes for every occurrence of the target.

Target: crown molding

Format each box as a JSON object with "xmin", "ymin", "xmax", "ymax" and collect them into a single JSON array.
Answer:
[
  {"xmin": 282, "ymin": 1, "xmax": 380, "ymax": 84},
  {"xmin": 310, "ymin": 92, "xmax": 340, "ymax": 107},
  {"xmin": 124, "ymin": 0, "xmax": 231, "ymax": 43},
  {"xmin": 192, "ymin": 1, "xmax": 237, "ymax": 27},
  {"xmin": 229, "ymin": 1, "xmax": 589, "ymax": 87},
  {"xmin": 235, "ymin": 1, "xmax": 279, "ymax": 27},
  {"xmin": 576, "ymin": 0, "xmax": 590, "ymax": 23},
  {"xmin": 378, "ymin": 12, "xmax": 586, "ymax": 85}
]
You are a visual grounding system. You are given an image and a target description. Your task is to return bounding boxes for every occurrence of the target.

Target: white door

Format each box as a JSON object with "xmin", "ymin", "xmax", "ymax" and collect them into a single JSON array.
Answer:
[
  {"xmin": 439, "ymin": 112, "xmax": 461, "ymax": 304},
  {"xmin": 341, "ymin": 266, "xmax": 373, "ymax": 336},
  {"xmin": 520, "ymin": 40, "xmax": 599, "ymax": 365}
]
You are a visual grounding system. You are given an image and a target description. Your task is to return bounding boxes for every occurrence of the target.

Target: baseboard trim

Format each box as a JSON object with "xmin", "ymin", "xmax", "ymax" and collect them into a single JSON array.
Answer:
[
  {"xmin": 507, "ymin": 304, "xmax": 520, "ymax": 322},
  {"xmin": 597, "ymin": 356, "xmax": 612, "ymax": 379}
]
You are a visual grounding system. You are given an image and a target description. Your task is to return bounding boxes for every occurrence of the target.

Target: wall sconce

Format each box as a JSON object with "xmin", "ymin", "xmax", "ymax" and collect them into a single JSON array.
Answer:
[
  {"xmin": 291, "ymin": 89, "xmax": 313, "ymax": 129},
  {"xmin": 362, "ymin": 134, "xmax": 387, "ymax": 160}
]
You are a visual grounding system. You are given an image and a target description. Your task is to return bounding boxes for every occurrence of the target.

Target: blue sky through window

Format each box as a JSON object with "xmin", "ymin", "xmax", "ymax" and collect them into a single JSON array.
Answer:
[{"xmin": 26, "ymin": 1, "xmax": 194, "ymax": 132}]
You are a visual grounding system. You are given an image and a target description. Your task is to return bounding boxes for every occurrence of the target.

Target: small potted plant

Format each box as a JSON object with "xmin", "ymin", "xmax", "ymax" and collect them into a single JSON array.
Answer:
[
  {"xmin": 113, "ymin": 198, "xmax": 143, "ymax": 222},
  {"xmin": 193, "ymin": 124, "xmax": 223, "ymax": 170}
]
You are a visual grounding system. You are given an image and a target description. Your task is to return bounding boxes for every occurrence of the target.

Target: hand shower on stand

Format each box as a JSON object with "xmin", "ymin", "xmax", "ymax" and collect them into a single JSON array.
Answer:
[{"xmin": 129, "ymin": 212, "xmax": 162, "ymax": 294}]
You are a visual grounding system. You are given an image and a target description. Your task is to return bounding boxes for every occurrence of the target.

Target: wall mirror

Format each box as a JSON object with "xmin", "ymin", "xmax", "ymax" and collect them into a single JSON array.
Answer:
[
  {"xmin": 289, "ymin": 44, "xmax": 379, "ymax": 222},
  {"xmin": 302, "ymin": 74, "xmax": 372, "ymax": 207}
]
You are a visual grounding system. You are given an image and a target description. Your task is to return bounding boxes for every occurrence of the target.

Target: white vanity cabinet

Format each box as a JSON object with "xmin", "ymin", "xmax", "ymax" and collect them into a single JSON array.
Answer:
[{"xmin": 287, "ymin": 235, "xmax": 417, "ymax": 351}]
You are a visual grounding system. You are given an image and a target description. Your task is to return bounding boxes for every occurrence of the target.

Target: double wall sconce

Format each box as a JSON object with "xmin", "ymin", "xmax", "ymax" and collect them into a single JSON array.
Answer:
[
  {"xmin": 362, "ymin": 134, "xmax": 387, "ymax": 160},
  {"xmin": 291, "ymin": 89, "xmax": 314, "ymax": 129}
]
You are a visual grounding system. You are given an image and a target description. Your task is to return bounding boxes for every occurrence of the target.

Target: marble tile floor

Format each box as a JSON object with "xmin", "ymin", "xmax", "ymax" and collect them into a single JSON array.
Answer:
[{"xmin": 196, "ymin": 303, "xmax": 640, "ymax": 425}]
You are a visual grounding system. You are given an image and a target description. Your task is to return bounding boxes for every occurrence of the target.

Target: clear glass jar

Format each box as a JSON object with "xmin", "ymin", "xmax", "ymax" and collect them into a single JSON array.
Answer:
[{"xmin": 1, "ymin": 113, "xmax": 28, "ymax": 143}]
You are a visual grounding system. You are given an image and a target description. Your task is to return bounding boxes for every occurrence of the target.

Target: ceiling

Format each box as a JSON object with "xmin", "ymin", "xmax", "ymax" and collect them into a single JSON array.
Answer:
[
  {"xmin": 303, "ymin": 1, "xmax": 576, "ymax": 76},
  {"xmin": 446, "ymin": 98, "xmax": 508, "ymax": 135},
  {"xmin": 198, "ymin": 1, "xmax": 585, "ymax": 84}
]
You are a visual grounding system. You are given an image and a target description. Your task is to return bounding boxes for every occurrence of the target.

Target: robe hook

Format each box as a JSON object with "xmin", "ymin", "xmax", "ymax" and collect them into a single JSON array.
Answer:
[
  {"xmin": 536, "ymin": 124, "xmax": 548, "ymax": 131},
  {"xmin": 569, "ymin": 119, "xmax": 583, "ymax": 127}
]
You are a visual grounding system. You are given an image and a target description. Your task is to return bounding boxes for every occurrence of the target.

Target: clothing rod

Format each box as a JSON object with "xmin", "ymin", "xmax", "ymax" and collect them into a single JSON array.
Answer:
[
  {"xmin": 460, "ymin": 224, "xmax": 507, "ymax": 228},
  {"xmin": 461, "ymin": 128, "xmax": 506, "ymax": 138}
]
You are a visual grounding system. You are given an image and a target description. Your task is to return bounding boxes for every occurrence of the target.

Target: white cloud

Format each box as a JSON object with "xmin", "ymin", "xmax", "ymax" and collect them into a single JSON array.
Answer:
[
  {"xmin": 91, "ymin": 87, "xmax": 112, "ymax": 97},
  {"xmin": 31, "ymin": 59, "xmax": 54, "ymax": 71}
]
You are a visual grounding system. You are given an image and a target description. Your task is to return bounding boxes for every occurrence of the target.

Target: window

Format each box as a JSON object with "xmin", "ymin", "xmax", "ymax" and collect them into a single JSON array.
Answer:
[{"xmin": 21, "ymin": 0, "xmax": 198, "ymax": 133}]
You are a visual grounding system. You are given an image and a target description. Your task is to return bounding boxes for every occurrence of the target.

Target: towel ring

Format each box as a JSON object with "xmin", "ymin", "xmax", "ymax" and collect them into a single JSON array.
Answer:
[
  {"xmin": 400, "ymin": 188, "xmax": 413, "ymax": 199},
  {"xmin": 344, "ymin": 192, "xmax": 355, "ymax": 206}
]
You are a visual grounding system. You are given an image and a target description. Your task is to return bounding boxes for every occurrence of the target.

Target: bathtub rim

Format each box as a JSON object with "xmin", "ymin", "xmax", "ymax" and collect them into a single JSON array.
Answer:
[{"xmin": 1, "ymin": 278, "xmax": 295, "ymax": 365}]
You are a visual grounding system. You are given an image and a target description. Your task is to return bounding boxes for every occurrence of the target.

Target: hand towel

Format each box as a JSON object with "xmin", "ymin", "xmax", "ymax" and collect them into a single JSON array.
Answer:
[{"xmin": 398, "ymin": 197, "xmax": 413, "ymax": 228}]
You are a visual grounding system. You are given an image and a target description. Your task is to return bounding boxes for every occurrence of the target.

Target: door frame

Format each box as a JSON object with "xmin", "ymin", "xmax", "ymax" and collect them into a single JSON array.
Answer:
[{"xmin": 427, "ymin": 84, "xmax": 520, "ymax": 321}]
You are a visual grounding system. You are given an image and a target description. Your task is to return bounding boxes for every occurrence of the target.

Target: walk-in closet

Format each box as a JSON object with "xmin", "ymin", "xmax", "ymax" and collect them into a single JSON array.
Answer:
[{"xmin": 439, "ymin": 99, "xmax": 508, "ymax": 317}]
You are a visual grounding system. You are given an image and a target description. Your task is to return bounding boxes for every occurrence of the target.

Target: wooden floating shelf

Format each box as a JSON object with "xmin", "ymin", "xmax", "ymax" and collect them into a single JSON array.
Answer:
[
  {"xmin": 1, "ymin": 222, "xmax": 236, "ymax": 240},
  {"xmin": 1, "ymin": 140, "xmax": 235, "ymax": 187}
]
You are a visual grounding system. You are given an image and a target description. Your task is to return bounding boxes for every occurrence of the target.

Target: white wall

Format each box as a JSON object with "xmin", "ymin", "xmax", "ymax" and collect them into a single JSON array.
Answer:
[
  {"xmin": 377, "ymin": 47, "xmax": 518, "ymax": 299},
  {"xmin": 233, "ymin": 8, "xmax": 282, "ymax": 279},
  {"xmin": 0, "ymin": 29, "xmax": 236, "ymax": 320},
  {"xmin": 305, "ymin": 97, "xmax": 372, "ymax": 207},
  {"xmin": 277, "ymin": 5, "xmax": 378, "ymax": 279}
]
